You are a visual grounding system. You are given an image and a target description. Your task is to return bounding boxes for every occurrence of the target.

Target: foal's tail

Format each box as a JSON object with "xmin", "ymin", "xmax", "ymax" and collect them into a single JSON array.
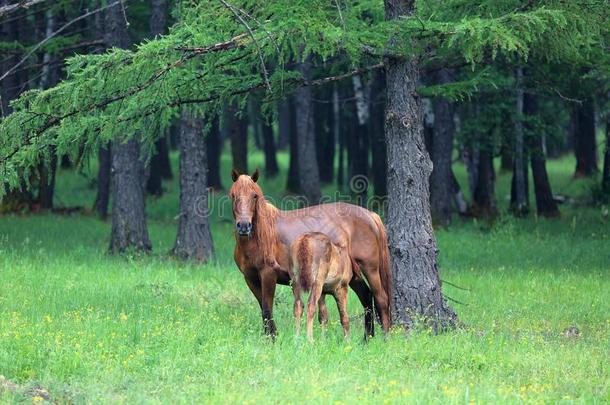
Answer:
[
  {"xmin": 371, "ymin": 212, "xmax": 392, "ymax": 325},
  {"xmin": 297, "ymin": 238, "xmax": 313, "ymax": 291}
]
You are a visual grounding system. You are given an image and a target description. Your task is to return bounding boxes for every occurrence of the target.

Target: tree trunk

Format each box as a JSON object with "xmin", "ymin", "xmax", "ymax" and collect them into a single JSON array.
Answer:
[
  {"xmin": 335, "ymin": 88, "xmax": 346, "ymax": 189},
  {"xmin": 573, "ymin": 99, "xmax": 598, "ymax": 177},
  {"xmin": 370, "ymin": 71, "xmax": 387, "ymax": 197},
  {"xmin": 261, "ymin": 116, "xmax": 279, "ymax": 177},
  {"xmin": 294, "ymin": 59, "xmax": 321, "ymax": 203},
  {"xmin": 172, "ymin": 110, "xmax": 214, "ymax": 261},
  {"xmin": 207, "ymin": 115, "xmax": 223, "ymax": 190},
  {"xmin": 601, "ymin": 112, "xmax": 610, "ymax": 196},
  {"xmin": 525, "ymin": 93, "xmax": 559, "ymax": 217},
  {"xmin": 227, "ymin": 103, "xmax": 249, "ymax": 174},
  {"xmin": 277, "ymin": 100, "xmax": 290, "ymax": 150},
  {"xmin": 314, "ymin": 87, "xmax": 334, "ymax": 183},
  {"xmin": 107, "ymin": 1, "xmax": 151, "ymax": 253},
  {"xmin": 350, "ymin": 74, "xmax": 370, "ymax": 206},
  {"xmin": 500, "ymin": 138, "xmax": 513, "ymax": 172},
  {"xmin": 511, "ymin": 67, "xmax": 529, "ymax": 216},
  {"xmin": 384, "ymin": 0, "xmax": 457, "ymax": 329},
  {"xmin": 471, "ymin": 140, "xmax": 497, "ymax": 219},
  {"xmin": 430, "ymin": 68, "xmax": 455, "ymax": 226},
  {"xmin": 95, "ymin": 145, "xmax": 112, "ymax": 219},
  {"xmin": 286, "ymin": 98, "xmax": 300, "ymax": 193}
]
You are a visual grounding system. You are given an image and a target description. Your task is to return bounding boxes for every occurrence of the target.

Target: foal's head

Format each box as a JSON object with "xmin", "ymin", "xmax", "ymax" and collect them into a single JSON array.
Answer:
[{"xmin": 229, "ymin": 168, "xmax": 263, "ymax": 237}]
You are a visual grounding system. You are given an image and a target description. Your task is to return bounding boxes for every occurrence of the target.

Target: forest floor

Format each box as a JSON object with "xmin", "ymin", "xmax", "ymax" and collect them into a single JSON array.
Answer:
[{"xmin": 0, "ymin": 152, "xmax": 608, "ymax": 404}]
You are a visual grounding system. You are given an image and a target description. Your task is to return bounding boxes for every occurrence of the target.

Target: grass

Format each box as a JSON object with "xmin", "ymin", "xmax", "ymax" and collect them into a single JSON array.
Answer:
[{"xmin": 0, "ymin": 150, "xmax": 608, "ymax": 404}]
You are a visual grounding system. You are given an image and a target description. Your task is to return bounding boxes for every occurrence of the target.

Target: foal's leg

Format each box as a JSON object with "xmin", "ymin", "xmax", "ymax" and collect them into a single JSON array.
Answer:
[
  {"xmin": 334, "ymin": 286, "xmax": 350, "ymax": 339},
  {"xmin": 260, "ymin": 267, "xmax": 278, "ymax": 338},
  {"xmin": 349, "ymin": 278, "xmax": 375, "ymax": 339},
  {"xmin": 306, "ymin": 282, "xmax": 323, "ymax": 343},
  {"xmin": 292, "ymin": 283, "xmax": 304, "ymax": 337},
  {"xmin": 318, "ymin": 295, "xmax": 329, "ymax": 330}
]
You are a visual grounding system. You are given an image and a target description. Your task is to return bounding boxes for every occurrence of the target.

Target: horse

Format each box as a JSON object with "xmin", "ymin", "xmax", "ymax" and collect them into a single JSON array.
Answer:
[
  {"xmin": 229, "ymin": 169, "xmax": 392, "ymax": 338},
  {"xmin": 289, "ymin": 232, "xmax": 356, "ymax": 341}
]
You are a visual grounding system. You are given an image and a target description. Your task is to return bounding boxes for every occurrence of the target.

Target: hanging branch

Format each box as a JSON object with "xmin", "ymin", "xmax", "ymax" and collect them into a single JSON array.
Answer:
[
  {"xmin": 218, "ymin": 0, "xmax": 272, "ymax": 92},
  {"xmin": 0, "ymin": 0, "xmax": 46, "ymax": 19},
  {"xmin": 0, "ymin": 1, "xmax": 121, "ymax": 83}
]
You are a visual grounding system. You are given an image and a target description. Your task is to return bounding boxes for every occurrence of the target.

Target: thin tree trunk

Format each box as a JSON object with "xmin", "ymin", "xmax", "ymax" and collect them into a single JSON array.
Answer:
[
  {"xmin": 511, "ymin": 67, "xmax": 529, "ymax": 216},
  {"xmin": 261, "ymin": 116, "xmax": 279, "ymax": 177},
  {"xmin": 314, "ymin": 87, "xmax": 334, "ymax": 183},
  {"xmin": 335, "ymin": 88, "xmax": 346, "ymax": 189},
  {"xmin": 525, "ymin": 93, "xmax": 559, "ymax": 217},
  {"xmin": 172, "ymin": 110, "xmax": 214, "ymax": 261},
  {"xmin": 384, "ymin": 0, "xmax": 457, "ymax": 329},
  {"xmin": 277, "ymin": 100, "xmax": 290, "ymax": 150},
  {"xmin": 107, "ymin": 0, "xmax": 151, "ymax": 253},
  {"xmin": 471, "ymin": 139, "xmax": 497, "ymax": 219},
  {"xmin": 286, "ymin": 98, "xmax": 300, "ymax": 193},
  {"xmin": 227, "ymin": 103, "xmax": 248, "ymax": 174},
  {"xmin": 430, "ymin": 68, "xmax": 455, "ymax": 226},
  {"xmin": 350, "ymin": 74, "xmax": 370, "ymax": 206},
  {"xmin": 370, "ymin": 71, "xmax": 387, "ymax": 197},
  {"xmin": 95, "ymin": 145, "xmax": 111, "ymax": 219},
  {"xmin": 207, "ymin": 115, "xmax": 223, "ymax": 190},
  {"xmin": 573, "ymin": 99, "xmax": 598, "ymax": 177},
  {"xmin": 295, "ymin": 58, "xmax": 321, "ymax": 203},
  {"xmin": 500, "ymin": 138, "xmax": 513, "ymax": 172},
  {"xmin": 601, "ymin": 111, "xmax": 610, "ymax": 196}
]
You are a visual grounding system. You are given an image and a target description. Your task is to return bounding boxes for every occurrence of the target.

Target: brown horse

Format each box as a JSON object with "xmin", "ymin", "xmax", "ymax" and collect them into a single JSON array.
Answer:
[{"xmin": 229, "ymin": 169, "xmax": 392, "ymax": 338}]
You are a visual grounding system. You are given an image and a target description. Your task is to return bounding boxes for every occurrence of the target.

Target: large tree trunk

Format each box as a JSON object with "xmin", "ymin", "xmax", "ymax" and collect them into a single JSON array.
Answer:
[
  {"xmin": 384, "ymin": 0, "xmax": 457, "ymax": 329},
  {"xmin": 107, "ymin": 1, "xmax": 151, "ymax": 253},
  {"xmin": 206, "ymin": 115, "xmax": 223, "ymax": 190},
  {"xmin": 510, "ymin": 67, "xmax": 529, "ymax": 216},
  {"xmin": 573, "ymin": 99, "xmax": 598, "ymax": 177},
  {"xmin": 350, "ymin": 75, "xmax": 370, "ymax": 206},
  {"xmin": 429, "ymin": 68, "xmax": 455, "ymax": 226},
  {"xmin": 525, "ymin": 93, "xmax": 559, "ymax": 217},
  {"xmin": 294, "ymin": 59, "xmax": 321, "ymax": 204},
  {"xmin": 286, "ymin": 98, "xmax": 300, "ymax": 193},
  {"xmin": 227, "ymin": 103, "xmax": 249, "ymax": 174},
  {"xmin": 172, "ymin": 110, "xmax": 214, "ymax": 261},
  {"xmin": 370, "ymin": 71, "xmax": 387, "ymax": 197}
]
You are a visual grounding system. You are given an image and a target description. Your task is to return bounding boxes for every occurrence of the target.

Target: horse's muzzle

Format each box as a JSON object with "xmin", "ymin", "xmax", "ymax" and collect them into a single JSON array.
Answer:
[{"xmin": 236, "ymin": 221, "xmax": 252, "ymax": 236}]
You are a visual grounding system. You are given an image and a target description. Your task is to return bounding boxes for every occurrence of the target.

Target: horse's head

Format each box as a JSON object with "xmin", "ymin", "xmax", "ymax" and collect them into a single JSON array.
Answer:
[{"xmin": 229, "ymin": 168, "xmax": 262, "ymax": 237}]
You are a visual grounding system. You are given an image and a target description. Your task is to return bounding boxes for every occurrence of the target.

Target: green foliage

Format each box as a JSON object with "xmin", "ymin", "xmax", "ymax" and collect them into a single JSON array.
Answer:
[{"xmin": 1, "ymin": 0, "xmax": 607, "ymax": 197}]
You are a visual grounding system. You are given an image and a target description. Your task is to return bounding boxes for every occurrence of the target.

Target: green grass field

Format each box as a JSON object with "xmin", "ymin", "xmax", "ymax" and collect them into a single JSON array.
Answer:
[{"xmin": 1, "ymin": 151, "xmax": 608, "ymax": 404}]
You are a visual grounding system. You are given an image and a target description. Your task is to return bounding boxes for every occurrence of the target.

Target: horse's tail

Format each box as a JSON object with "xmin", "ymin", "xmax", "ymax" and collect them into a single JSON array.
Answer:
[
  {"xmin": 371, "ymin": 212, "xmax": 392, "ymax": 325},
  {"xmin": 297, "ymin": 237, "xmax": 313, "ymax": 291}
]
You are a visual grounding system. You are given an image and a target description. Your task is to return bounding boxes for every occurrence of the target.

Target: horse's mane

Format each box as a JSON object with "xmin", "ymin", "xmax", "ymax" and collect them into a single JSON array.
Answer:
[{"xmin": 232, "ymin": 177, "xmax": 279, "ymax": 267}]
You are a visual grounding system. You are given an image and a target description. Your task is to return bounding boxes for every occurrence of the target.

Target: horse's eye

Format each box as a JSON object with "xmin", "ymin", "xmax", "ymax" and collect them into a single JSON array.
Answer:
[{"xmin": 252, "ymin": 193, "xmax": 258, "ymax": 199}]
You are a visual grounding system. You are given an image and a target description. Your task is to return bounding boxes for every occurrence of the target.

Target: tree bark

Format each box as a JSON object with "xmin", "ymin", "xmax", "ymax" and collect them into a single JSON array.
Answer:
[
  {"xmin": 510, "ymin": 67, "xmax": 529, "ymax": 216},
  {"xmin": 172, "ymin": 110, "xmax": 214, "ymax": 261},
  {"xmin": 350, "ymin": 74, "xmax": 370, "ymax": 206},
  {"xmin": 227, "ymin": 103, "xmax": 249, "ymax": 174},
  {"xmin": 384, "ymin": 0, "xmax": 457, "ymax": 329},
  {"xmin": 471, "ymin": 140, "xmax": 497, "ymax": 219},
  {"xmin": 277, "ymin": 100, "xmax": 290, "ymax": 150},
  {"xmin": 336, "ymin": 88, "xmax": 346, "ymax": 189},
  {"xmin": 206, "ymin": 115, "xmax": 223, "ymax": 190},
  {"xmin": 602, "ymin": 112, "xmax": 610, "ymax": 196},
  {"xmin": 525, "ymin": 93, "xmax": 559, "ymax": 217},
  {"xmin": 314, "ymin": 87, "xmax": 334, "ymax": 183},
  {"xmin": 430, "ymin": 68, "xmax": 455, "ymax": 226},
  {"xmin": 294, "ymin": 58, "xmax": 321, "ymax": 204},
  {"xmin": 107, "ymin": 1, "xmax": 151, "ymax": 253},
  {"xmin": 370, "ymin": 71, "xmax": 388, "ymax": 197},
  {"xmin": 573, "ymin": 99, "xmax": 598, "ymax": 177},
  {"xmin": 286, "ymin": 98, "xmax": 300, "ymax": 193}
]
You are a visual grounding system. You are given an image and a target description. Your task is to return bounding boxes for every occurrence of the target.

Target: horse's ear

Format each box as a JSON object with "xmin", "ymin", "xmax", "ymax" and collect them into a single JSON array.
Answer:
[
  {"xmin": 251, "ymin": 168, "xmax": 259, "ymax": 183},
  {"xmin": 231, "ymin": 169, "xmax": 239, "ymax": 182}
]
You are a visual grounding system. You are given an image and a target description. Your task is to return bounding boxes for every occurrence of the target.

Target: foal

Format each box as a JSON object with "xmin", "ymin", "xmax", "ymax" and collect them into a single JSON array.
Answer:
[{"xmin": 289, "ymin": 232, "xmax": 355, "ymax": 342}]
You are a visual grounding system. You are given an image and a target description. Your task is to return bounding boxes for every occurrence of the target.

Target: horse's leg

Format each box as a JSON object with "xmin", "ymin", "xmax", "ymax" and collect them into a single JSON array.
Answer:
[
  {"xmin": 349, "ymin": 278, "xmax": 374, "ymax": 339},
  {"xmin": 360, "ymin": 262, "xmax": 391, "ymax": 334},
  {"xmin": 334, "ymin": 286, "xmax": 350, "ymax": 339},
  {"xmin": 244, "ymin": 275, "xmax": 263, "ymax": 309},
  {"xmin": 318, "ymin": 295, "xmax": 329, "ymax": 330},
  {"xmin": 292, "ymin": 283, "xmax": 303, "ymax": 337},
  {"xmin": 260, "ymin": 267, "xmax": 278, "ymax": 338}
]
